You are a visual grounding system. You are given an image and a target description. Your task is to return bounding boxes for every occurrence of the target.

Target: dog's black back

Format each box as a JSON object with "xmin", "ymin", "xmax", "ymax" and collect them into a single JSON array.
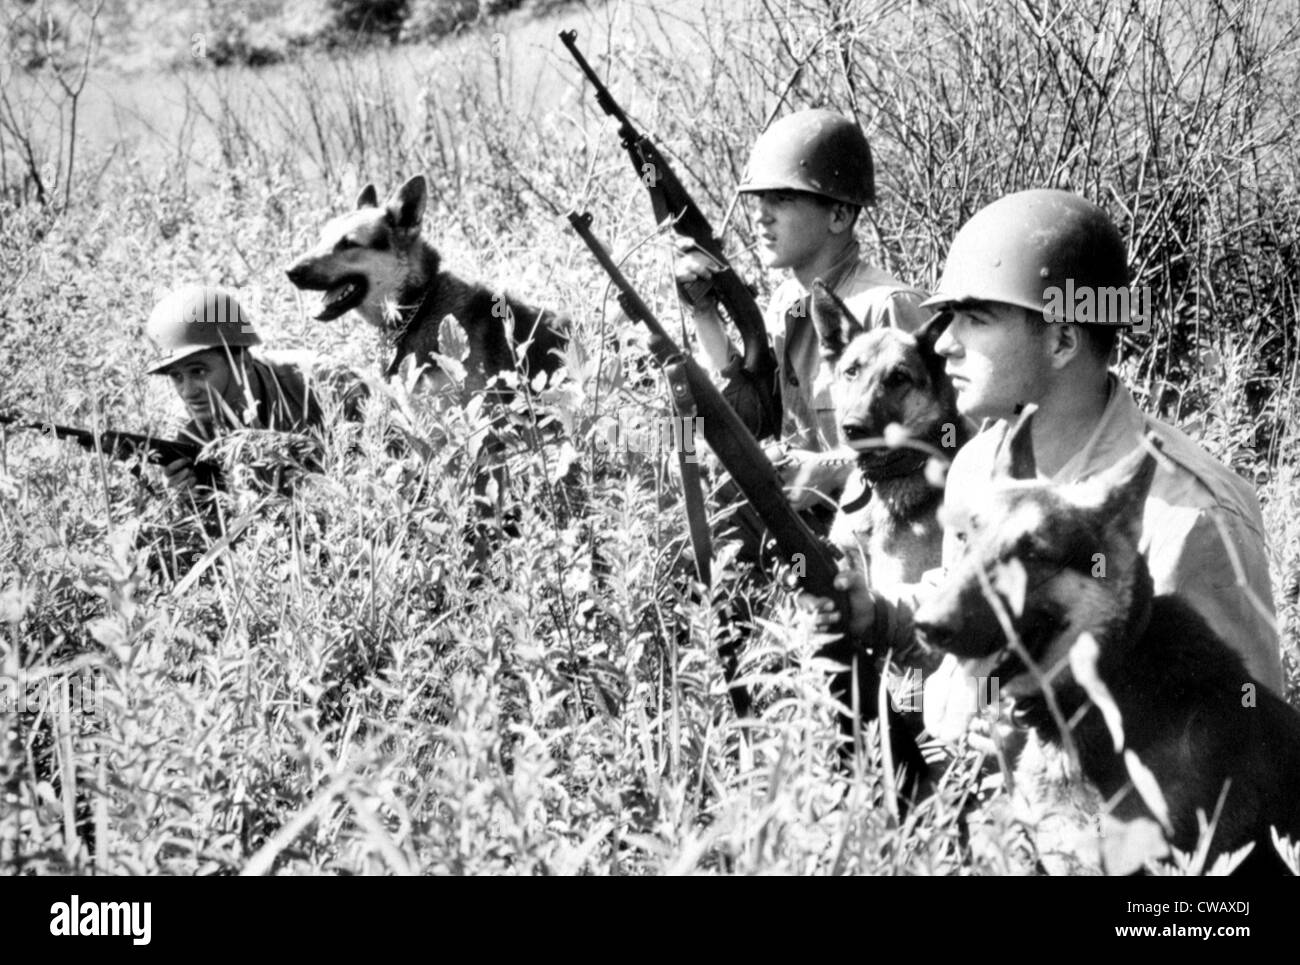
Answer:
[
  {"xmin": 1027, "ymin": 573, "xmax": 1300, "ymax": 875},
  {"xmin": 387, "ymin": 242, "xmax": 569, "ymax": 389}
]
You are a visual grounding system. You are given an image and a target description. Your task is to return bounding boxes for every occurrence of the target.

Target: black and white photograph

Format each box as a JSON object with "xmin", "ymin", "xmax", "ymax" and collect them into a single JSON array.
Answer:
[{"xmin": 1, "ymin": 0, "xmax": 1297, "ymax": 899}]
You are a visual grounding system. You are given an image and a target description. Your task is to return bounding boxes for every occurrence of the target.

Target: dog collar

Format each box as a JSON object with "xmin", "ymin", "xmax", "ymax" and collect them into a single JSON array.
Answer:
[{"xmin": 385, "ymin": 281, "xmax": 446, "ymax": 378}]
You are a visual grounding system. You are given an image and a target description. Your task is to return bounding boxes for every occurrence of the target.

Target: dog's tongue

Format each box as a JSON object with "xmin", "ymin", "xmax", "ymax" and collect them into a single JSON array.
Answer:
[
  {"xmin": 314, "ymin": 294, "xmax": 346, "ymax": 322},
  {"xmin": 922, "ymin": 651, "xmax": 1004, "ymax": 744}
]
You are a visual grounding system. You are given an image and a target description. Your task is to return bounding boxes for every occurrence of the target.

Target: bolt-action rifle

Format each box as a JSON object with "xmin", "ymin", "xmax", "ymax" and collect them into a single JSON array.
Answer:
[
  {"xmin": 560, "ymin": 30, "xmax": 779, "ymax": 440},
  {"xmin": 568, "ymin": 210, "xmax": 924, "ymax": 784},
  {"xmin": 1, "ymin": 413, "xmax": 219, "ymax": 488}
]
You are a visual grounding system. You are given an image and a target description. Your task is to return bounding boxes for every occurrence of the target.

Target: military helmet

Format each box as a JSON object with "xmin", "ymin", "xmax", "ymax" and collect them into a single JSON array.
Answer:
[
  {"xmin": 738, "ymin": 109, "xmax": 875, "ymax": 207},
  {"xmin": 921, "ymin": 189, "xmax": 1131, "ymax": 324},
  {"xmin": 146, "ymin": 285, "xmax": 261, "ymax": 374}
]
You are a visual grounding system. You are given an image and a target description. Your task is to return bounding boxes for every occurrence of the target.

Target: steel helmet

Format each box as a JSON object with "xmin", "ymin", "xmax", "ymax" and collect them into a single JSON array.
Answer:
[
  {"xmin": 738, "ymin": 109, "xmax": 875, "ymax": 207},
  {"xmin": 921, "ymin": 189, "xmax": 1131, "ymax": 324},
  {"xmin": 146, "ymin": 285, "xmax": 262, "ymax": 374}
]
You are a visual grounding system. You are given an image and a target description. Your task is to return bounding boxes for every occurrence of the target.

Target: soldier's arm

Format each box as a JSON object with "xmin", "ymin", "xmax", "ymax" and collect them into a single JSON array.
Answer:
[
  {"xmin": 674, "ymin": 240, "xmax": 741, "ymax": 372},
  {"xmin": 692, "ymin": 304, "xmax": 740, "ymax": 372},
  {"xmin": 804, "ymin": 567, "xmax": 928, "ymax": 664}
]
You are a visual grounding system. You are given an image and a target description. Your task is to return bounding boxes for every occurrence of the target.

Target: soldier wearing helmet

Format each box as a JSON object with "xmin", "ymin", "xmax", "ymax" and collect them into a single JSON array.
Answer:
[
  {"xmin": 145, "ymin": 284, "xmax": 341, "ymax": 497},
  {"xmin": 806, "ymin": 189, "xmax": 1281, "ymax": 706},
  {"xmin": 677, "ymin": 108, "xmax": 928, "ymax": 519}
]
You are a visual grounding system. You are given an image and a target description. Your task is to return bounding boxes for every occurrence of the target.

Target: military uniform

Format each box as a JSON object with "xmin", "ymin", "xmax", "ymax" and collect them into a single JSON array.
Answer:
[
  {"xmin": 176, "ymin": 350, "xmax": 370, "ymax": 502},
  {"xmin": 179, "ymin": 351, "xmax": 325, "ymax": 442}
]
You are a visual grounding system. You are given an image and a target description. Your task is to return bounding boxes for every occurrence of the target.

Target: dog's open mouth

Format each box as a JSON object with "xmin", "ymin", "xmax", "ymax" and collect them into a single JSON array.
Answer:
[
  {"xmin": 919, "ymin": 605, "xmax": 1069, "ymax": 742},
  {"xmin": 314, "ymin": 277, "xmax": 368, "ymax": 321}
]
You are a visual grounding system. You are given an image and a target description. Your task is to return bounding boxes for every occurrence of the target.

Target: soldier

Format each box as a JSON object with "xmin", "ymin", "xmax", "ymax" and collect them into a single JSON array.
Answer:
[
  {"xmin": 808, "ymin": 189, "xmax": 1281, "ymax": 713},
  {"xmin": 676, "ymin": 108, "xmax": 929, "ymax": 519},
  {"xmin": 144, "ymin": 284, "xmax": 359, "ymax": 501}
]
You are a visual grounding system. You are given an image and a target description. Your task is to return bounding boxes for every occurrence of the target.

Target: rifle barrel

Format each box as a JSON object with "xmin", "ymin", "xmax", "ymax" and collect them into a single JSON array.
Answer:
[{"xmin": 558, "ymin": 30, "xmax": 638, "ymax": 135}]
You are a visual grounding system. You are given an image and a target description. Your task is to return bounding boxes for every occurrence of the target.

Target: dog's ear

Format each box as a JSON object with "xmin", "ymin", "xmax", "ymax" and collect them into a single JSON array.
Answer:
[
  {"xmin": 386, "ymin": 175, "xmax": 427, "ymax": 233},
  {"xmin": 810, "ymin": 279, "xmax": 860, "ymax": 361},
  {"xmin": 993, "ymin": 404, "xmax": 1038, "ymax": 480},
  {"xmin": 356, "ymin": 184, "xmax": 379, "ymax": 208},
  {"xmin": 913, "ymin": 310, "xmax": 951, "ymax": 388},
  {"xmin": 1093, "ymin": 434, "xmax": 1160, "ymax": 542}
]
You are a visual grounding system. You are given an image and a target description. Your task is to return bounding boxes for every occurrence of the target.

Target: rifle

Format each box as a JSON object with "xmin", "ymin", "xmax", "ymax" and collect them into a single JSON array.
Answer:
[
  {"xmin": 568, "ymin": 210, "xmax": 924, "ymax": 785},
  {"xmin": 0, "ymin": 413, "xmax": 219, "ymax": 488},
  {"xmin": 560, "ymin": 30, "xmax": 779, "ymax": 441}
]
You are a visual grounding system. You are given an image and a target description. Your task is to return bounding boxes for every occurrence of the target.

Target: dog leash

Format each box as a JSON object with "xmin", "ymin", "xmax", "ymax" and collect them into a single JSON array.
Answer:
[{"xmin": 663, "ymin": 359, "xmax": 713, "ymax": 585}]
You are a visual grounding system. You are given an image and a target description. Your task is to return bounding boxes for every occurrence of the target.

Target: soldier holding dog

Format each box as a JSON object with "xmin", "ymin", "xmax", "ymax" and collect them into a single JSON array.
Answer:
[
  {"xmin": 808, "ymin": 189, "xmax": 1281, "ymax": 710},
  {"xmin": 676, "ymin": 109, "xmax": 928, "ymax": 517}
]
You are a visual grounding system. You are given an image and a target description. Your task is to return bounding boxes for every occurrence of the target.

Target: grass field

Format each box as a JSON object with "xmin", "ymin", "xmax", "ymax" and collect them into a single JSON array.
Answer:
[{"xmin": 1, "ymin": 0, "xmax": 1298, "ymax": 875}]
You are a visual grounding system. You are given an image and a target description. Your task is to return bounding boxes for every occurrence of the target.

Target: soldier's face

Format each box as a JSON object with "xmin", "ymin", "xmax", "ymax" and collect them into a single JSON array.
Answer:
[
  {"xmin": 166, "ymin": 349, "xmax": 237, "ymax": 424},
  {"xmin": 749, "ymin": 190, "xmax": 837, "ymax": 272},
  {"xmin": 933, "ymin": 302, "xmax": 1052, "ymax": 422}
]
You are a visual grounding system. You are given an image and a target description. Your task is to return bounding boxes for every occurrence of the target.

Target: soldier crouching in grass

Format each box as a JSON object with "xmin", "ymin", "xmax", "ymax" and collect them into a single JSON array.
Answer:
[{"xmin": 143, "ymin": 284, "xmax": 364, "ymax": 543}]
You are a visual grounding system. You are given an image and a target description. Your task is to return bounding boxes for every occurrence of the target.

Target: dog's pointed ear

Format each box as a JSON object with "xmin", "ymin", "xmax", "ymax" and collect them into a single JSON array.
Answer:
[
  {"xmin": 356, "ymin": 184, "xmax": 379, "ymax": 208},
  {"xmin": 1095, "ymin": 434, "xmax": 1160, "ymax": 538},
  {"xmin": 993, "ymin": 404, "xmax": 1038, "ymax": 480},
  {"xmin": 386, "ymin": 175, "xmax": 427, "ymax": 232},
  {"xmin": 810, "ymin": 278, "xmax": 860, "ymax": 361},
  {"xmin": 914, "ymin": 310, "xmax": 951, "ymax": 387}
]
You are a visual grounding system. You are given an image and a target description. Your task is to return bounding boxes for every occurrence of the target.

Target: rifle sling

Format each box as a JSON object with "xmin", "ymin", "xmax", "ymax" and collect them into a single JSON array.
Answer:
[{"xmin": 663, "ymin": 359, "xmax": 712, "ymax": 587}]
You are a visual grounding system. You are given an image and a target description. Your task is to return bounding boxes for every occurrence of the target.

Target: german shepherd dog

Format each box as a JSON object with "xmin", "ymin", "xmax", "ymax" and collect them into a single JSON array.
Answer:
[
  {"xmin": 809, "ymin": 280, "xmax": 970, "ymax": 591},
  {"xmin": 794, "ymin": 282, "xmax": 969, "ymax": 791},
  {"xmin": 285, "ymin": 175, "xmax": 568, "ymax": 390},
  {"xmin": 913, "ymin": 409, "xmax": 1300, "ymax": 875}
]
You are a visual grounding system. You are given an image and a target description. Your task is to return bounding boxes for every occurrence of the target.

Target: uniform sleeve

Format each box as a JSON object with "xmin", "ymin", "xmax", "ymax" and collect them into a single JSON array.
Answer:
[
  {"xmin": 1152, "ymin": 506, "xmax": 1282, "ymax": 694},
  {"xmin": 690, "ymin": 303, "xmax": 742, "ymax": 374}
]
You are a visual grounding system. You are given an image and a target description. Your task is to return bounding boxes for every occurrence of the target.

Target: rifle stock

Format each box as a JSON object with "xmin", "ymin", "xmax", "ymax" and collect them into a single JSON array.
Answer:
[{"xmin": 560, "ymin": 30, "xmax": 778, "ymax": 432}]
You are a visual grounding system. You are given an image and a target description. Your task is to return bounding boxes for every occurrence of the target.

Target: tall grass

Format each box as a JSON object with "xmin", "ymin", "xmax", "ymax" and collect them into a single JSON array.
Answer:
[{"xmin": 1, "ymin": 0, "xmax": 1298, "ymax": 874}]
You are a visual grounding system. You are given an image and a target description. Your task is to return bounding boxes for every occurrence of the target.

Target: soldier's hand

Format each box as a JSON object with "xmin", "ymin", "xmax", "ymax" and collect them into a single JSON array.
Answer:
[
  {"xmin": 789, "ymin": 566, "xmax": 877, "ymax": 640},
  {"xmin": 966, "ymin": 710, "xmax": 1026, "ymax": 760},
  {"xmin": 162, "ymin": 455, "xmax": 196, "ymax": 493},
  {"xmin": 673, "ymin": 237, "xmax": 722, "ymax": 311}
]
